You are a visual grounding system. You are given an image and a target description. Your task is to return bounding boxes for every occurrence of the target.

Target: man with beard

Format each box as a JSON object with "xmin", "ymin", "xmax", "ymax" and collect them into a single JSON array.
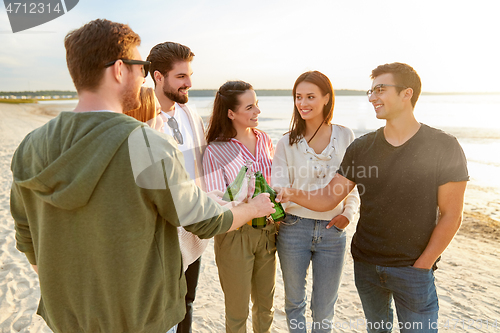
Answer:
[
  {"xmin": 10, "ymin": 20, "xmax": 275, "ymax": 333},
  {"xmin": 147, "ymin": 42, "xmax": 208, "ymax": 333}
]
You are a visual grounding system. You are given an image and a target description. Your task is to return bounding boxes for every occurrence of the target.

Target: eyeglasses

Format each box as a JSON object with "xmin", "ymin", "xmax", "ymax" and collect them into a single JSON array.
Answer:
[
  {"xmin": 104, "ymin": 59, "xmax": 150, "ymax": 78},
  {"xmin": 366, "ymin": 84, "xmax": 407, "ymax": 97},
  {"xmin": 166, "ymin": 117, "xmax": 184, "ymax": 145}
]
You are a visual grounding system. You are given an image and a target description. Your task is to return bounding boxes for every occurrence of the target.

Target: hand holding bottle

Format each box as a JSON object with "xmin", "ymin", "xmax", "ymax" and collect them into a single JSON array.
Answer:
[{"xmin": 227, "ymin": 193, "xmax": 275, "ymax": 232}]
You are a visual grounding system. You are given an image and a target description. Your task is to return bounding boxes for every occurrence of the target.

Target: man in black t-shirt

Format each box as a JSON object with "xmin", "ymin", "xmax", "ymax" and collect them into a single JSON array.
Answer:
[{"xmin": 277, "ymin": 63, "xmax": 468, "ymax": 332}]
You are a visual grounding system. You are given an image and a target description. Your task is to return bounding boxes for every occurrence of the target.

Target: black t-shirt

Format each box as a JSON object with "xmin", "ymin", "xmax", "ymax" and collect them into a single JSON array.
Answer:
[{"xmin": 338, "ymin": 124, "xmax": 469, "ymax": 267}]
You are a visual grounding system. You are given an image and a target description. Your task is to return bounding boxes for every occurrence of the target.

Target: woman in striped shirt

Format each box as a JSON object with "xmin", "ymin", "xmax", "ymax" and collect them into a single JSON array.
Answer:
[{"xmin": 203, "ymin": 80, "xmax": 276, "ymax": 333}]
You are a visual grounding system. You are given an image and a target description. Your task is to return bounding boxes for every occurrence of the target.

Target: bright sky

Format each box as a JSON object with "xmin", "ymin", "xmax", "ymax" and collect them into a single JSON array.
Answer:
[{"xmin": 1, "ymin": 0, "xmax": 499, "ymax": 93}]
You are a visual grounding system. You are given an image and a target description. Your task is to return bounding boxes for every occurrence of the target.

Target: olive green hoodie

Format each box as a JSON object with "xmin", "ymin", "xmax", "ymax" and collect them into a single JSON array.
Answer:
[{"xmin": 10, "ymin": 111, "xmax": 232, "ymax": 333}]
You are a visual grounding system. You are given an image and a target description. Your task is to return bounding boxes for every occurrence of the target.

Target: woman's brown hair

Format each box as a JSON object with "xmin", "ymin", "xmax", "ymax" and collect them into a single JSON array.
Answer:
[
  {"xmin": 205, "ymin": 80, "xmax": 253, "ymax": 143},
  {"xmin": 288, "ymin": 71, "xmax": 335, "ymax": 145},
  {"xmin": 125, "ymin": 87, "xmax": 157, "ymax": 123}
]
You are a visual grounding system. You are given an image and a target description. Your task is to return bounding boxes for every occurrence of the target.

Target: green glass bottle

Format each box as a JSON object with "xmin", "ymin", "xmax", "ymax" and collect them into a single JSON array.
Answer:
[
  {"xmin": 222, "ymin": 164, "xmax": 248, "ymax": 202},
  {"xmin": 255, "ymin": 171, "xmax": 286, "ymax": 222},
  {"xmin": 250, "ymin": 173, "xmax": 267, "ymax": 228}
]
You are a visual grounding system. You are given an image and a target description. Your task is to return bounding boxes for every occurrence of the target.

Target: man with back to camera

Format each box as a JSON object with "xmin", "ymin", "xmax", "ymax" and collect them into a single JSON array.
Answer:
[
  {"xmin": 147, "ymin": 41, "xmax": 207, "ymax": 333},
  {"xmin": 277, "ymin": 62, "xmax": 468, "ymax": 332},
  {"xmin": 10, "ymin": 19, "xmax": 275, "ymax": 333}
]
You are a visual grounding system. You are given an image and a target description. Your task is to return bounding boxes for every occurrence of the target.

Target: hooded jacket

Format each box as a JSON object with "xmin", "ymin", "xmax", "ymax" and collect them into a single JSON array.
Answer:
[{"xmin": 10, "ymin": 111, "xmax": 232, "ymax": 333}]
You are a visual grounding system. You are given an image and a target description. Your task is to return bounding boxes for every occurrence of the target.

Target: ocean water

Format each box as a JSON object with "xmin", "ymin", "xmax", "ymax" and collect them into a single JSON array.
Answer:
[
  {"xmin": 187, "ymin": 94, "xmax": 500, "ymax": 191},
  {"xmin": 39, "ymin": 94, "xmax": 500, "ymax": 190}
]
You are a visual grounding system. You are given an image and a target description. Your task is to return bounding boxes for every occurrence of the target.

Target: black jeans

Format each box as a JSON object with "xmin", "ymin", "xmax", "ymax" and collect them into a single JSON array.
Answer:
[{"xmin": 177, "ymin": 256, "xmax": 202, "ymax": 333}]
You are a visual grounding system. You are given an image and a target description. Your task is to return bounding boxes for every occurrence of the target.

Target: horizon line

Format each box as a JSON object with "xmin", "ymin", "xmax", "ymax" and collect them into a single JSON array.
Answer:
[{"xmin": 1, "ymin": 89, "xmax": 500, "ymax": 96}]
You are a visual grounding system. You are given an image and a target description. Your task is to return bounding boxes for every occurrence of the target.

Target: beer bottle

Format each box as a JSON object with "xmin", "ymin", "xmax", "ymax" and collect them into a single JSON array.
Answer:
[
  {"xmin": 255, "ymin": 171, "xmax": 286, "ymax": 222},
  {"xmin": 250, "ymin": 173, "xmax": 267, "ymax": 228},
  {"xmin": 222, "ymin": 160, "xmax": 253, "ymax": 202}
]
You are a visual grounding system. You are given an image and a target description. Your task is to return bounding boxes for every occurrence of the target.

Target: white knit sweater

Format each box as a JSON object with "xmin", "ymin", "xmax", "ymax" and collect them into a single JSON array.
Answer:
[{"xmin": 271, "ymin": 124, "xmax": 360, "ymax": 222}]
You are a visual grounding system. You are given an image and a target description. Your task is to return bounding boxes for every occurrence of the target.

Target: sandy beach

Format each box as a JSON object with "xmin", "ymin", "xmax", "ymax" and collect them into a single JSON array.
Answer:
[{"xmin": 1, "ymin": 103, "xmax": 499, "ymax": 333}]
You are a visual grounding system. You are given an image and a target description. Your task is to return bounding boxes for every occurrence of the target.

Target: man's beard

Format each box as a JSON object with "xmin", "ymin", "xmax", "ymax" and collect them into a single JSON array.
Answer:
[
  {"xmin": 163, "ymin": 82, "xmax": 188, "ymax": 104},
  {"xmin": 121, "ymin": 81, "xmax": 141, "ymax": 113}
]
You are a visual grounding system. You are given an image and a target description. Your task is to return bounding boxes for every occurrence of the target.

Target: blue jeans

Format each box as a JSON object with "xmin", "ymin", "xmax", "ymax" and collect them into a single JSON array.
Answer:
[
  {"xmin": 277, "ymin": 214, "xmax": 346, "ymax": 333},
  {"xmin": 354, "ymin": 260, "xmax": 439, "ymax": 333}
]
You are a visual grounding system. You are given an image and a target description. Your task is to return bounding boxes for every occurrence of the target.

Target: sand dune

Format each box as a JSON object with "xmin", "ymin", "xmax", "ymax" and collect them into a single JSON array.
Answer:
[{"xmin": 0, "ymin": 103, "xmax": 499, "ymax": 332}]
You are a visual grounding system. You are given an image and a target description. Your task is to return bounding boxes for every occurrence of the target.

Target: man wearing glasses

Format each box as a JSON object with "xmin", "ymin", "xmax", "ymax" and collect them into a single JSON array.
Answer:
[
  {"xmin": 10, "ymin": 19, "xmax": 275, "ymax": 333},
  {"xmin": 147, "ymin": 42, "xmax": 208, "ymax": 333},
  {"xmin": 277, "ymin": 63, "xmax": 468, "ymax": 332}
]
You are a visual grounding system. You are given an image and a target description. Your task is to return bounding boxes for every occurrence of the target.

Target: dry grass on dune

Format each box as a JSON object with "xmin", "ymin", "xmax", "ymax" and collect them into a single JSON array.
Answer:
[{"xmin": 459, "ymin": 211, "xmax": 500, "ymax": 241}]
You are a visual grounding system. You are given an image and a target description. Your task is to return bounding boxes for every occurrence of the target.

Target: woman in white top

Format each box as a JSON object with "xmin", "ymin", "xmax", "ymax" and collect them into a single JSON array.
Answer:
[{"xmin": 271, "ymin": 71, "xmax": 360, "ymax": 333}]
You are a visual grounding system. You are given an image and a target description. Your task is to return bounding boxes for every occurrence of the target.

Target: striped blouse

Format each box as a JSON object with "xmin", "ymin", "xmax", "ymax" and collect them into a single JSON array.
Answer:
[{"xmin": 203, "ymin": 129, "xmax": 274, "ymax": 193}]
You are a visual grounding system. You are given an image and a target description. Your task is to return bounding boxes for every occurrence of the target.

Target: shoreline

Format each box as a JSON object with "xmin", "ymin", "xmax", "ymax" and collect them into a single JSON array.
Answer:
[{"xmin": 1, "ymin": 103, "xmax": 499, "ymax": 332}]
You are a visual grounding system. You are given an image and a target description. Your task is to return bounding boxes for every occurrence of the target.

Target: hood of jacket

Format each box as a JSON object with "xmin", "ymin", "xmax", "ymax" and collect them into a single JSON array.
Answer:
[{"xmin": 11, "ymin": 111, "xmax": 141, "ymax": 210}]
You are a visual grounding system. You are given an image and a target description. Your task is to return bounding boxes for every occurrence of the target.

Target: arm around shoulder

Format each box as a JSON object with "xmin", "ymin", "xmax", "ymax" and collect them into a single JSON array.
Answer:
[
  {"xmin": 278, "ymin": 173, "xmax": 355, "ymax": 212},
  {"xmin": 340, "ymin": 185, "xmax": 360, "ymax": 223}
]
